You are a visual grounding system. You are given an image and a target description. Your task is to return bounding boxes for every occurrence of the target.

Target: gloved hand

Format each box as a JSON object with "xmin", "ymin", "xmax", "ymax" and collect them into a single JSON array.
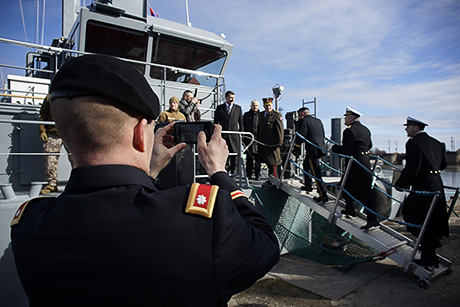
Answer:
[{"xmin": 40, "ymin": 131, "xmax": 48, "ymax": 142}]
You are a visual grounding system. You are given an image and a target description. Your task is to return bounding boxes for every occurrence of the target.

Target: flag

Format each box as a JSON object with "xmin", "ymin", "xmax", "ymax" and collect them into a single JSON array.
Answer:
[{"xmin": 149, "ymin": 5, "xmax": 158, "ymax": 17}]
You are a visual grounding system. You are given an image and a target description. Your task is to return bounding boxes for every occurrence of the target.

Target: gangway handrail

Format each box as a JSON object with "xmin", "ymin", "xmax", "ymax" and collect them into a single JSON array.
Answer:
[
  {"xmin": 297, "ymin": 132, "xmax": 438, "ymax": 197},
  {"xmin": 285, "ymin": 132, "xmax": 442, "ymax": 229}
]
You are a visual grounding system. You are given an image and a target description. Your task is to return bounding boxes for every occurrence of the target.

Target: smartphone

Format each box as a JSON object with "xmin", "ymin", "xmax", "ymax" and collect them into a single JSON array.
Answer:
[{"xmin": 174, "ymin": 121, "xmax": 214, "ymax": 144}]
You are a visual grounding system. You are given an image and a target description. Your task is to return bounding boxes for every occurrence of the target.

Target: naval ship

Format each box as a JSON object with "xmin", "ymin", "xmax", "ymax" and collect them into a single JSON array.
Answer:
[
  {"xmin": 1, "ymin": 2, "xmax": 457, "ymax": 305},
  {"xmin": 0, "ymin": 0, "xmax": 234, "ymax": 304}
]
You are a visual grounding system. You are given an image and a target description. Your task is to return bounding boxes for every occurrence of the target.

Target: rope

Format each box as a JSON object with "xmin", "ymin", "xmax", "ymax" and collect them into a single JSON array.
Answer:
[
  {"xmin": 296, "ymin": 132, "xmax": 438, "ymax": 197},
  {"xmin": 242, "ymin": 134, "xmax": 282, "ymax": 148},
  {"xmin": 289, "ymin": 159, "xmax": 423, "ymax": 229}
]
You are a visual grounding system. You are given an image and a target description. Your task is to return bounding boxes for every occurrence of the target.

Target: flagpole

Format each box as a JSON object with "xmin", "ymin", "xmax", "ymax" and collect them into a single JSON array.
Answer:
[{"xmin": 185, "ymin": 0, "xmax": 192, "ymax": 27}]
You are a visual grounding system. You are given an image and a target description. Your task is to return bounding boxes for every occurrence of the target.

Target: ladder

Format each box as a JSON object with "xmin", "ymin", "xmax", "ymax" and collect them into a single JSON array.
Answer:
[{"xmin": 268, "ymin": 176, "xmax": 453, "ymax": 288}]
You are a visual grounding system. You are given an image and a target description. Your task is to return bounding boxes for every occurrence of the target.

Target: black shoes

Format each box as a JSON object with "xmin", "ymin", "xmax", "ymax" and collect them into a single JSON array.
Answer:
[
  {"xmin": 414, "ymin": 258, "xmax": 439, "ymax": 268},
  {"xmin": 341, "ymin": 209, "xmax": 356, "ymax": 217},
  {"xmin": 360, "ymin": 220, "xmax": 380, "ymax": 230},
  {"xmin": 300, "ymin": 186, "xmax": 313, "ymax": 192},
  {"xmin": 313, "ymin": 196, "xmax": 329, "ymax": 203}
]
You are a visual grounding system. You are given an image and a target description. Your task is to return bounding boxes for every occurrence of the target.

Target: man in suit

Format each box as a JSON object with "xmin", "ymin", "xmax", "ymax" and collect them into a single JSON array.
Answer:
[
  {"xmin": 395, "ymin": 116, "xmax": 449, "ymax": 268},
  {"xmin": 213, "ymin": 90, "xmax": 244, "ymax": 174},
  {"xmin": 331, "ymin": 107, "xmax": 378, "ymax": 230},
  {"xmin": 295, "ymin": 107, "xmax": 328, "ymax": 202},
  {"xmin": 243, "ymin": 100, "xmax": 260, "ymax": 180}
]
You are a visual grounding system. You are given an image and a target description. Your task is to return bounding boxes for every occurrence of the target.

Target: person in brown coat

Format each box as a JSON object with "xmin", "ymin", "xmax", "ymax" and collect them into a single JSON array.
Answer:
[{"xmin": 258, "ymin": 98, "xmax": 284, "ymax": 186}]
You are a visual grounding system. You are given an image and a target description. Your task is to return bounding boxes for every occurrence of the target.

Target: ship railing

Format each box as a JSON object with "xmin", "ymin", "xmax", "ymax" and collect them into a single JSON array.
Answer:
[
  {"xmin": 193, "ymin": 131, "xmax": 254, "ymax": 188},
  {"xmin": 279, "ymin": 132, "xmax": 457, "ymax": 270},
  {"xmin": 0, "ymin": 117, "xmax": 72, "ymax": 200},
  {"xmin": 0, "ymin": 37, "xmax": 226, "ymax": 111}
]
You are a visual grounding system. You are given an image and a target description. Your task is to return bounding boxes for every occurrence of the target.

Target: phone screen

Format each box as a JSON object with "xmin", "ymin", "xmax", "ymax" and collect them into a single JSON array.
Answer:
[{"xmin": 174, "ymin": 121, "xmax": 214, "ymax": 144}]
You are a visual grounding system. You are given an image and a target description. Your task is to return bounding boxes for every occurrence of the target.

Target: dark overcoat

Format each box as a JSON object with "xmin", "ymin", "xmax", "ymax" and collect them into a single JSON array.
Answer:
[
  {"xmin": 331, "ymin": 120, "xmax": 373, "ymax": 206},
  {"xmin": 258, "ymin": 110, "xmax": 284, "ymax": 166},
  {"xmin": 243, "ymin": 109, "xmax": 260, "ymax": 153},
  {"xmin": 214, "ymin": 103, "xmax": 244, "ymax": 153},
  {"xmin": 295, "ymin": 115, "xmax": 326, "ymax": 158},
  {"xmin": 395, "ymin": 132, "xmax": 449, "ymax": 238}
]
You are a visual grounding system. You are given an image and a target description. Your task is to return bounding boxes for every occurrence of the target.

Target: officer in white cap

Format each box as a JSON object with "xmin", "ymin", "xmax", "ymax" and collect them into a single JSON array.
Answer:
[
  {"xmin": 331, "ymin": 106, "xmax": 378, "ymax": 230},
  {"xmin": 395, "ymin": 116, "xmax": 448, "ymax": 268}
]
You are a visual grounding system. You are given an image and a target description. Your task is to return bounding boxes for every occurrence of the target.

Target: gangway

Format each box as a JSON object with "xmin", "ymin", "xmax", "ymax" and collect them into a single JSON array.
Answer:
[{"xmin": 268, "ymin": 174, "xmax": 453, "ymax": 289}]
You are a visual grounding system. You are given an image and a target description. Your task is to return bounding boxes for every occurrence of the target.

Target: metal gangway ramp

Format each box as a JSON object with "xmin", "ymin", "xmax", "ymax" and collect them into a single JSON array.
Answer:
[
  {"xmin": 268, "ymin": 176, "xmax": 453, "ymax": 288},
  {"xmin": 271, "ymin": 132, "xmax": 456, "ymax": 289}
]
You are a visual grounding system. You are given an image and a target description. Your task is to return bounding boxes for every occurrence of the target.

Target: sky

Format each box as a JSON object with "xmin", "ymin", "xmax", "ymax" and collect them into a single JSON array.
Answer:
[{"xmin": 1, "ymin": 0, "xmax": 459, "ymax": 153}]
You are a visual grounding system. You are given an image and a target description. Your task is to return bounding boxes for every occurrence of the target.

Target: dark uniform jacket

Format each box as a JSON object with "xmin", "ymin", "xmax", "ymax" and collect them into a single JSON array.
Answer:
[
  {"xmin": 295, "ymin": 115, "xmax": 326, "ymax": 159},
  {"xmin": 395, "ymin": 132, "xmax": 449, "ymax": 238},
  {"xmin": 243, "ymin": 109, "xmax": 259, "ymax": 153},
  {"xmin": 258, "ymin": 110, "xmax": 284, "ymax": 166},
  {"xmin": 331, "ymin": 120, "xmax": 373, "ymax": 206},
  {"xmin": 213, "ymin": 103, "xmax": 244, "ymax": 153},
  {"xmin": 11, "ymin": 165, "xmax": 279, "ymax": 307}
]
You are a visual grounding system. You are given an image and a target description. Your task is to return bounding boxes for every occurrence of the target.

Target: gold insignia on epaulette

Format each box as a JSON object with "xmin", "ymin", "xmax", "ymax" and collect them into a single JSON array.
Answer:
[
  {"xmin": 10, "ymin": 200, "xmax": 31, "ymax": 226},
  {"xmin": 230, "ymin": 190, "xmax": 246, "ymax": 200},
  {"xmin": 11, "ymin": 197, "xmax": 54, "ymax": 227},
  {"xmin": 230, "ymin": 190, "xmax": 255, "ymax": 205},
  {"xmin": 185, "ymin": 183, "xmax": 219, "ymax": 218}
]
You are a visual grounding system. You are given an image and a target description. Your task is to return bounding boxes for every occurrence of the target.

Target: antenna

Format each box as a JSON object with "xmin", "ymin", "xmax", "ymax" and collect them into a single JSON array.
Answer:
[
  {"xmin": 41, "ymin": 0, "xmax": 46, "ymax": 45},
  {"xmin": 185, "ymin": 0, "xmax": 192, "ymax": 27}
]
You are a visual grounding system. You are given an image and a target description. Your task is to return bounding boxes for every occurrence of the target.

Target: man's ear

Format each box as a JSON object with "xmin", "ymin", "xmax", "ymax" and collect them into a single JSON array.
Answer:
[{"xmin": 133, "ymin": 118, "xmax": 148, "ymax": 152}]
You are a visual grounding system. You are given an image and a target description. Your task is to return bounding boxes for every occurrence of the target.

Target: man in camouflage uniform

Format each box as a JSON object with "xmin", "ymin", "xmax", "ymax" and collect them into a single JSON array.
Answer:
[{"xmin": 39, "ymin": 95, "xmax": 73, "ymax": 194}]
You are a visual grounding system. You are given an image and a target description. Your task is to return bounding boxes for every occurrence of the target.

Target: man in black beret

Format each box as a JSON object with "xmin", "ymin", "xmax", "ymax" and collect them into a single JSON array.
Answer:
[
  {"xmin": 10, "ymin": 55, "xmax": 279, "ymax": 306},
  {"xmin": 395, "ymin": 116, "xmax": 448, "ymax": 268}
]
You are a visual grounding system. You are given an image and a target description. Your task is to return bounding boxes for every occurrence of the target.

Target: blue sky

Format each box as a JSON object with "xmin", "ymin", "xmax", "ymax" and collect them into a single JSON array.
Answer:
[{"xmin": 1, "ymin": 0, "xmax": 460, "ymax": 152}]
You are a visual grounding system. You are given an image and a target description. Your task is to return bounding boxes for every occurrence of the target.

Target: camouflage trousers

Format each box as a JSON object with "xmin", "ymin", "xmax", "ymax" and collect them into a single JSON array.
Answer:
[{"xmin": 43, "ymin": 134, "xmax": 73, "ymax": 187}]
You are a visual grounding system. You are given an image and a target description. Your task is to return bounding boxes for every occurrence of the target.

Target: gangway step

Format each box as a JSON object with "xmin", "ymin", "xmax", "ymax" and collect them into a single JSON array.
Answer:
[{"xmin": 269, "ymin": 177, "xmax": 452, "ymax": 288}]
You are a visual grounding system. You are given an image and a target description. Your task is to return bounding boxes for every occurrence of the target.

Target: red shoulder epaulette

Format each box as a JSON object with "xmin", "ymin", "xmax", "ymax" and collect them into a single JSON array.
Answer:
[
  {"xmin": 185, "ymin": 183, "xmax": 219, "ymax": 218},
  {"xmin": 10, "ymin": 197, "xmax": 53, "ymax": 227}
]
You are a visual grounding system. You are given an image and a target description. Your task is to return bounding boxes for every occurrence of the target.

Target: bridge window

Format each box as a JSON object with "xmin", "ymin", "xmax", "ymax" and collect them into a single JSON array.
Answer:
[
  {"xmin": 85, "ymin": 20, "xmax": 148, "ymax": 73},
  {"xmin": 150, "ymin": 35, "xmax": 227, "ymax": 86}
]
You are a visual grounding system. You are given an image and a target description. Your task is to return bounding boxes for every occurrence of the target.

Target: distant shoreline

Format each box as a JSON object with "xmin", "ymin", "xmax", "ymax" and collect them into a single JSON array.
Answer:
[{"xmin": 379, "ymin": 150, "xmax": 459, "ymax": 166}]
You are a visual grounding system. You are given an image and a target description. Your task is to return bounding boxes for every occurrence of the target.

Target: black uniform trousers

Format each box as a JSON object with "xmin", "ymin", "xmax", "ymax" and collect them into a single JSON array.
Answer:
[{"xmin": 302, "ymin": 157, "xmax": 327, "ymax": 198}]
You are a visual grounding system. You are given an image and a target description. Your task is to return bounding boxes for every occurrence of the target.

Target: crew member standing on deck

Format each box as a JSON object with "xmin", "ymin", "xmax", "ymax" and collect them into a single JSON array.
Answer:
[
  {"xmin": 179, "ymin": 90, "xmax": 200, "ymax": 122},
  {"xmin": 38, "ymin": 94, "xmax": 73, "ymax": 194},
  {"xmin": 258, "ymin": 98, "xmax": 284, "ymax": 186},
  {"xmin": 395, "ymin": 116, "xmax": 449, "ymax": 268},
  {"xmin": 157, "ymin": 96, "xmax": 186, "ymax": 123},
  {"xmin": 243, "ymin": 99, "xmax": 261, "ymax": 180},
  {"xmin": 331, "ymin": 106, "xmax": 378, "ymax": 230},
  {"xmin": 294, "ymin": 107, "xmax": 328, "ymax": 202},
  {"xmin": 10, "ymin": 55, "xmax": 279, "ymax": 306}
]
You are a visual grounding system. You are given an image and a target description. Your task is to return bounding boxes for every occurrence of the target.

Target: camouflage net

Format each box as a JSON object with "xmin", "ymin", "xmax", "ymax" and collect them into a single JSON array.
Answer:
[{"xmin": 253, "ymin": 187, "xmax": 383, "ymax": 271}]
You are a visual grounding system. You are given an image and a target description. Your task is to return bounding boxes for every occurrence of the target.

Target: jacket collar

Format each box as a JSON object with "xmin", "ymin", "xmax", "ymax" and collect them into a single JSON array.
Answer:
[{"xmin": 65, "ymin": 165, "xmax": 157, "ymax": 192}]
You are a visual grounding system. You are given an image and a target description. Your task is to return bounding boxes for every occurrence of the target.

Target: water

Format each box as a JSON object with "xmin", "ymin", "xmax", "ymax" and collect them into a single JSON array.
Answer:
[{"xmin": 382, "ymin": 165, "xmax": 460, "ymax": 198}]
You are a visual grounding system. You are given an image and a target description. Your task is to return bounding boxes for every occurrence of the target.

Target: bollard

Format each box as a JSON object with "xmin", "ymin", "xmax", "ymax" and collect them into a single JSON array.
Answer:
[{"xmin": 1, "ymin": 183, "xmax": 17, "ymax": 200}]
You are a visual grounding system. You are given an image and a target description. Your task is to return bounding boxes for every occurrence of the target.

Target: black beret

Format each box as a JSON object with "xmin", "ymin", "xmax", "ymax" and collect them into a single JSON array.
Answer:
[{"xmin": 49, "ymin": 54, "xmax": 160, "ymax": 120}]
